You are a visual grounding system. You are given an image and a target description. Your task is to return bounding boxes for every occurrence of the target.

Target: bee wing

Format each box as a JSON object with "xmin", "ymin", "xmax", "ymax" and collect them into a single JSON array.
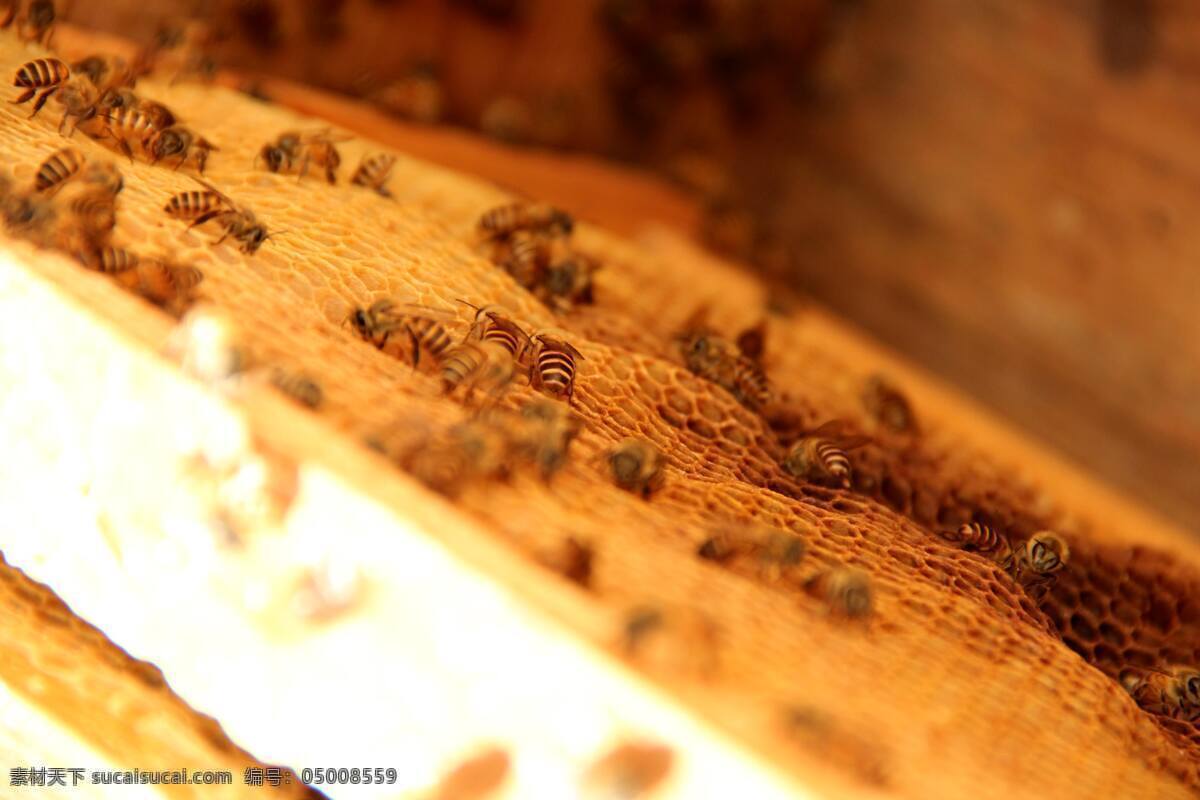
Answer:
[
  {"xmin": 188, "ymin": 176, "xmax": 234, "ymax": 207},
  {"xmin": 837, "ymin": 435, "xmax": 872, "ymax": 451},
  {"xmin": 679, "ymin": 305, "xmax": 712, "ymax": 335},
  {"xmin": 303, "ymin": 127, "xmax": 353, "ymax": 144},
  {"xmin": 396, "ymin": 302, "xmax": 458, "ymax": 322}
]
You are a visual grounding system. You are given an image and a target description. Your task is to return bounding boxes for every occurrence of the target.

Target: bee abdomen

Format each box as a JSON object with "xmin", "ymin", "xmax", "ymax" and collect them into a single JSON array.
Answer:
[
  {"xmin": 35, "ymin": 147, "xmax": 85, "ymax": 193},
  {"xmin": 815, "ymin": 440, "xmax": 851, "ymax": 482},
  {"xmin": 87, "ymin": 246, "xmax": 139, "ymax": 273},
  {"xmin": 537, "ymin": 350, "xmax": 576, "ymax": 394},
  {"xmin": 164, "ymin": 190, "xmax": 219, "ymax": 219},
  {"xmin": 482, "ymin": 325, "xmax": 522, "ymax": 358},
  {"xmin": 15, "ymin": 58, "xmax": 69, "ymax": 88},
  {"xmin": 441, "ymin": 342, "xmax": 483, "ymax": 390},
  {"xmin": 409, "ymin": 317, "xmax": 453, "ymax": 360},
  {"xmin": 956, "ymin": 522, "xmax": 1005, "ymax": 555}
]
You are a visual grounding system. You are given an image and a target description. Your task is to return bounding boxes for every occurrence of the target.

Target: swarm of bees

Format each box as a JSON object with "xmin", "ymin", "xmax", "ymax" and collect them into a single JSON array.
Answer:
[
  {"xmin": 9, "ymin": 51, "xmax": 218, "ymax": 173},
  {"xmin": 476, "ymin": 200, "xmax": 600, "ymax": 311},
  {"xmin": 256, "ymin": 128, "xmax": 349, "ymax": 184},
  {"xmin": 1, "ymin": 145, "xmax": 202, "ymax": 315},
  {"xmin": 346, "ymin": 298, "xmax": 585, "ymax": 409},
  {"xmin": 675, "ymin": 309, "xmax": 770, "ymax": 412}
]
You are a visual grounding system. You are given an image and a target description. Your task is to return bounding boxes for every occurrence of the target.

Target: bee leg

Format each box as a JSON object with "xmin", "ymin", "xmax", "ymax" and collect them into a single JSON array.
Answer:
[
  {"xmin": 11, "ymin": 87, "xmax": 35, "ymax": 105},
  {"xmin": 30, "ymin": 87, "xmax": 58, "ymax": 117},
  {"xmin": 114, "ymin": 136, "xmax": 135, "ymax": 164},
  {"xmin": 408, "ymin": 331, "xmax": 421, "ymax": 372},
  {"xmin": 326, "ymin": 163, "xmax": 336, "ymax": 185}
]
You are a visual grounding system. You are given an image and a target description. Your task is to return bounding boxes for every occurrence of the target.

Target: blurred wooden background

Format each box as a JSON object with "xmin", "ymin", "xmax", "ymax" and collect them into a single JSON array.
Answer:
[{"xmin": 58, "ymin": 0, "xmax": 1200, "ymax": 532}]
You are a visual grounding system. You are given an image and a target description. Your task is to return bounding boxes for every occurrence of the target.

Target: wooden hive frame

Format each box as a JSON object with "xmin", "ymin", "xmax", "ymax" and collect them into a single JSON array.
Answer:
[{"xmin": 1, "ymin": 22, "xmax": 1199, "ymax": 800}]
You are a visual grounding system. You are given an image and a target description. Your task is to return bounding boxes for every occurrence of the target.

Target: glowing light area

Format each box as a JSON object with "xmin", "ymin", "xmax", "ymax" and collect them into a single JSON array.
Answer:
[{"xmin": 0, "ymin": 250, "xmax": 818, "ymax": 799}]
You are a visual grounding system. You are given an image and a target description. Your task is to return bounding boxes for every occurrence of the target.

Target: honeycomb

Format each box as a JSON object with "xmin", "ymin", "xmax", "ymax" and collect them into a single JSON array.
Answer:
[
  {"xmin": 0, "ymin": 553, "xmax": 319, "ymax": 799},
  {"xmin": 2, "ymin": 27, "xmax": 1200, "ymax": 800}
]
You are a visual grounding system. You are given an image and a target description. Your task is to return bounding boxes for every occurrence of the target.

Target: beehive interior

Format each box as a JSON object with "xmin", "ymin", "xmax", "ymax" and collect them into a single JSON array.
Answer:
[{"xmin": 2, "ymin": 28, "xmax": 1200, "ymax": 800}]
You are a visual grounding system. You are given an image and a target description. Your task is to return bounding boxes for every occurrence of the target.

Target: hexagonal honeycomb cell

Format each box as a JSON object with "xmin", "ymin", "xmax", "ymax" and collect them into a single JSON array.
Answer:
[{"xmin": 2, "ymin": 26, "xmax": 1200, "ymax": 800}]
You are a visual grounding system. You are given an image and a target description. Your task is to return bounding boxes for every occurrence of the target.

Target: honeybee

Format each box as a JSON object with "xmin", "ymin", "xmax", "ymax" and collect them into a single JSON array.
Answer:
[
  {"xmin": 70, "ymin": 55, "xmax": 138, "ymax": 95},
  {"xmin": 536, "ymin": 536, "xmax": 593, "ymax": 588},
  {"xmin": 51, "ymin": 77, "xmax": 103, "ymax": 136},
  {"xmin": 350, "ymin": 153, "xmax": 397, "ymax": 197},
  {"xmin": 539, "ymin": 248, "xmax": 599, "ymax": 308},
  {"xmin": 257, "ymin": 129, "xmax": 348, "ymax": 184},
  {"xmin": 135, "ymin": 18, "xmax": 218, "ymax": 84},
  {"xmin": 148, "ymin": 126, "xmax": 218, "ymax": 173},
  {"xmin": 103, "ymin": 101, "xmax": 178, "ymax": 162},
  {"xmin": 676, "ymin": 310, "xmax": 770, "ymax": 410},
  {"xmin": 461, "ymin": 301, "xmax": 530, "ymax": 360},
  {"xmin": 367, "ymin": 65, "xmax": 444, "ymax": 123},
  {"xmin": 525, "ymin": 328, "xmax": 583, "ymax": 405},
  {"xmin": 346, "ymin": 299, "xmax": 455, "ymax": 367},
  {"xmin": 944, "ymin": 522, "xmax": 1012, "ymax": 567},
  {"xmin": 12, "ymin": 58, "xmax": 70, "ymax": 117},
  {"xmin": 500, "ymin": 229, "xmax": 550, "ymax": 289},
  {"xmin": 268, "ymin": 368, "xmax": 323, "ymax": 409},
  {"xmin": 1122, "ymin": 667, "xmax": 1200, "ymax": 720},
  {"xmin": 64, "ymin": 189, "xmax": 117, "ymax": 241},
  {"xmin": 510, "ymin": 398, "xmax": 582, "ymax": 480},
  {"xmin": 34, "ymin": 146, "xmax": 85, "ymax": 195},
  {"xmin": 1008, "ymin": 530, "xmax": 1069, "ymax": 600},
  {"xmin": 402, "ymin": 420, "xmax": 510, "ymax": 496},
  {"xmin": 14, "ymin": 0, "xmax": 55, "ymax": 45},
  {"xmin": 112, "ymin": 257, "xmax": 204, "ymax": 315},
  {"xmin": 79, "ymin": 160, "xmax": 124, "ymax": 196},
  {"xmin": 164, "ymin": 179, "xmax": 270, "ymax": 253},
  {"xmin": 82, "ymin": 245, "xmax": 139, "ymax": 273},
  {"xmin": 477, "ymin": 201, "xmax": 574, "ymax": 239},
  {"xmin": 698, "ymin": 524, "xmax": 807, "ymax": 582},
  {"xmin": 862, "ymin": 374, "xmax": 917, "ymax": 433},
  {"xmin": 782, "ymin": 420, "xmax": 870, "ymax": 488},
  {"xmin": 581, "ymin": 741, "xmax": 673, "ymax": 800},
  {"xmin": 607, "ymin": 437, "xmax": 664, "ymax": 497},
  {"xmin": 0, "ymin": 178, "xmax": 56, "ymax": 247},
  {"xmin": 804, "ymin": 567, "xmax": 872, "ymax": 618},
  {"xmin": 440, "ymin": 340, "xmax": 515, "ymax": 402}
]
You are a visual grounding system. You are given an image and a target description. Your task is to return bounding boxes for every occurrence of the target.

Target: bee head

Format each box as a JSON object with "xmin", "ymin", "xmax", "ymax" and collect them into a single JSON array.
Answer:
[
  {"xmin": 1027, "ymin": 532, "xmax": 1067, "ymax": 574},
  {"xmin": 258, "ymin": 144, "xmax": 286, "ymax": 172}
]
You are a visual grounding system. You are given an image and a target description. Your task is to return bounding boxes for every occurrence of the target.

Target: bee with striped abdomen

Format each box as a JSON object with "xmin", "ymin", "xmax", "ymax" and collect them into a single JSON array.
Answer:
[
  {"xmin": 477, "ymin": 201, "xmax": 573, "ymax": 239},
  {"xmin": 346, "ymin": 299, "xmax": 455, "ymax": 367},
  {"xmin": 350, "ymin": 153, "xmax": 397, "ymax": 197},
  {"xmin": 805, "ymin": 567, "xmax": 872, "ymax": 618},
  {"xmin": 103, "ymin": 101, "xmax": 176, "ymax": 162},
  {"xmin": 82, "ymin": 245, "xmax": 139, "ymax": 274},
  {"xmin": 34, "ymin": 147, "xmax": 85, "ymax": 195},
  {"xmin": 12, "ymin": 58, "xmax": 70, "ymax": 117},
  {"xmin": 607, "ymin": 437, "xmax": 664, "ymax": 498},
  {"xmin": 440, "ymin": 340, "xmax": 515, "ymax": 403},
  {"xmin": 79, "ymin": 160, "xmax": 124, "ymax": 196},
  {"xmin": 461, "ymin": 301, "xmax": 530, "ymax": 360},
  {"xmin": 65, "ymin": 189, "xmax": 117, "ymax": 239},
  {"xmin": 676, "ymin": 310, "xmax": 770, "ymax": 411},
  {"xmin": 943, "ymin": 521, "xmax": 1014, "ymax": 570},
  {"xmin": 525, "ymin": 328, "xmax": 583, "ymax": 405},
  {"xmin": 257, "ymin": 129, "xmax": 348, "ymax": 184},
  {"xmin": 148, "ymin": 125, "xmax": 218, "ymax": 173},
  {"xmin": 164, "ymin": 179, "xmax": 270, "ymax": 254},
  {"xmin": 862, "ymin": 373, "xmax": 917, "ymax": 434},
  {"xmin": 1122, "ymin": 667, "xmax": 1200, "ymax": 720},
  {"xmin": 500, "ymin": 229, "xmax": 549, "ymax": 289},
  {"xmin": 782, "ymin": 420, "xmax": 870, "ymax": 488}
]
